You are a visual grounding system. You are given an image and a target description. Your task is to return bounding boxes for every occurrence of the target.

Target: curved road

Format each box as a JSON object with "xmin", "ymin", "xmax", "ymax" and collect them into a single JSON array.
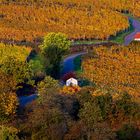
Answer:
[
  {"xmin": 19, "ymin": 94, "xmax": 38, "ymax": 107},
  {"xmin": 60, "ymin": 52, "xmax": 87, "ymax": 77},
  {"xmin": 19, "ymin": 17, "xmax": 140, "ymax": 107},
  {"xmin": 124, "ymin": 18, "xmax": 140, "ymax": 45},
  {"xmin": 20, "ymin": 52, "xmax": 87, "ymax": 107}
]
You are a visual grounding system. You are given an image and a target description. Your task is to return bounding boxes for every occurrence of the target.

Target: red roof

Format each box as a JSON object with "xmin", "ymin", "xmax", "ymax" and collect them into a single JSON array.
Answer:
[{"xmin": 134, "ymin": 33, "xmax": 140, "ymax": 39}]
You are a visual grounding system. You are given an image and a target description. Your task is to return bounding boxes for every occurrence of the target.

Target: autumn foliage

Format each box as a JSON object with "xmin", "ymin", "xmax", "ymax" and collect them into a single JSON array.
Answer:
[
  {"xmin": 0, "ymin": 0, "xmax": 130, "ymax": 44},
  {"xmin": 82, "ymin": 43, "xmax": 140, "ymax": 101},
  {"xmin": 0, "ymin": 43, "xmax": 31, "ymax": 64},
  {"xmin": 0, "ymin": 71, "xmax": 18, "ymax": 117},
  {"xmin": 0, "ymin": 44, "xmax": 31, "ymax": 118},
  {"xmin": 60, "ymin": 85, "xmax": 81, "ymax": 95}
]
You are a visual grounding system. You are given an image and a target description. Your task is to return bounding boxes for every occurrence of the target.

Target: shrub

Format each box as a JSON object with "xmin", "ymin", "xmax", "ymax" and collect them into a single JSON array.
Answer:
[
  {"xmin": 60, "ymin": 85, "xmax": 81, "ymax": 95},
  {"xmin": 0, "ymin": 125, "xmax": 19, "ymax": 140},
  {"xmin": 116, "ymin": 124, "xmax": 139, "ymax": 140},
  {"xmin": 0, "ymin": 92, "xmax": 18, "ymax": 118},
  {"xmin": 37, "ymin": 76, "xmax": 60, "ymax": 95}
]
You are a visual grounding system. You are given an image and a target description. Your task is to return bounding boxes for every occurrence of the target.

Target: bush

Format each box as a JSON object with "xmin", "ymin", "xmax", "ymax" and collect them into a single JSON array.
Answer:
[
  {"xmin": 117, "ymin": 124, "xmax": 139, "ymax": 140},
  {"xmin": 60, "ymin": 86, "xmax": 81, "ymax": 95},
  {"xmin": 0, "ymin": 125, "xmax": 19, "ymax": 140},
  {"xmin": 0, "ymin": 92, "xmax": 18, "ymax": 119},
  {"xmin": 37, "ymin": 76, "xmax": 60, "ymax": 95}
]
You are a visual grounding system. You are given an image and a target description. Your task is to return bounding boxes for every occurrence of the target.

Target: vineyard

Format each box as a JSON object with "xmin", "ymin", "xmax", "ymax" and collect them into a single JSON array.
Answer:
[
  {"xmin": 0, "ymin": 0, "xmax": 135, "ymax": 44},
  {"xmin": 82, "ymin": 42, "xmax": 140, "ymax": 102},
  {"xmin": 0, "ymin": 1, "xmax": 140, "ymax": 139}
]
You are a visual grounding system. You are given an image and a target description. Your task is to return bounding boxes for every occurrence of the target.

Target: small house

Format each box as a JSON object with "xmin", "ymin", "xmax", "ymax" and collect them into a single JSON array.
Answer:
[
  {"xmin": 66, "ymin": 78, "xmax": 78, "ymax": 86},
  {"xmin": 134, "ymin": 32, "xmax": 140, "ymax": 41}
]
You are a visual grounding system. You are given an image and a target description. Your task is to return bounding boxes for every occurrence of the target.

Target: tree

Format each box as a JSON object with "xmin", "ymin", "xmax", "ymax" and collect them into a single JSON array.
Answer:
[
  {"xmin": 37, "ymin": 76, "xmax": 60, "ymax": 95},
  {"xmin": 0, "ymin": 71, "xmax": 18, "ymax": 120},
  {"xmin": 0, "ymin": 125, "xmax": 19, "ymax": 140},
  {"xmin": 116, "ymin": 124, "xmax": 139, "ymax": 140},
  {"xmin": 39, "ymin": 32, "xmax": 71, "ymax": 78},
  {"xmin": 1, "ymin": 56, "xmax": 34, "ymax": 85},
  {"xmin": 29, "ymin": 54, "xmax": 46, "ymax": 80},
  {"xmin": 0, "ymin": 70, "xmax": 16, "ymax": 93}
]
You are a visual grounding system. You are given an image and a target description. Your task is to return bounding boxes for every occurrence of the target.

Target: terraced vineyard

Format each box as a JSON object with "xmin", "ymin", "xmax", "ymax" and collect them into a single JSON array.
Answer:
[
  {"xmin": 0, "ymin": 1, "xmax": 140, "ymax": 139},
  {"xmin": 82, "ymin": 42, "xmax": 140, "ymax": 102},
  {"xmin": 0, "ymin": 0, "xmax": 131, "ymax": 44}
]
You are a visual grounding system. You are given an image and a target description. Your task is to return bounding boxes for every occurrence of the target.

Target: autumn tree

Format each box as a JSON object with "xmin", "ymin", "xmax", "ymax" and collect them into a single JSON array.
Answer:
[
  {"xmin": 1, "ymin": 56, "xmax": 34, "ymax": 85},
  {"xmin": 0, "ymin": 71, "xmax": 18, "ymax": 120},
  {"xmin": 0, "ymin": 125, "xmax": 19, "ymax": 140}
]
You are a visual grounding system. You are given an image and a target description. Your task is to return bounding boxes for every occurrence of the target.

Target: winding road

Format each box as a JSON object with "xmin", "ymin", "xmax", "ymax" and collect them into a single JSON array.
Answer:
[
  {"xmin": 19, "ymin": 17, "xmax": 140, "ymax": 107},
  {"xmin": 19, "ymin": 94, "xmax": 38, "ymax": 107},
  {"xmin": 124, "ymin": 18, "xmax": 140, "ymax": 45},
  {"xmin": 60, "ymin": 52, "xmax": 87, "ymax": 77}
]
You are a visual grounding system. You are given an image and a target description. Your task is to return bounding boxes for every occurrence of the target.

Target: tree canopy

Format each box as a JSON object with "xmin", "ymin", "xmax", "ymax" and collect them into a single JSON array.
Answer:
[{"xmin": 39, "ymin": 32, "xmax": 71, "ymax": 78}]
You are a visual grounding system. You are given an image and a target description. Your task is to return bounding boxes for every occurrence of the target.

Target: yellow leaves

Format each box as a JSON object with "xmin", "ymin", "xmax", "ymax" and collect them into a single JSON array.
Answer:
[
  {"xmin": 92, "ymin": 89, "xmax": 107, "ymax": 97},
  {"xmin": 82, "ymin": 44, "xmax": 140, "ymax": 100},
  {"xmin": 0, "ymin": 125, "xmax": 19, "ymax": 139},
  {"xmin": 0, "ymin": 92, "xmax": 18, "ymax": 116},
  {"xmin": 0, "ymin": 43, "xmax": 31, "ymax": 64}
]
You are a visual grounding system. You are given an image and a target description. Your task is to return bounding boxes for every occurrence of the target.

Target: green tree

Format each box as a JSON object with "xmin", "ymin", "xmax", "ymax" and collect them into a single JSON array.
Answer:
[
  {"xmin": 29, "ymin": 54, "xmax": 46, "ymax": 79},
  {"xmin": 37, "ymin": 76, "xmax": 60, "ymax": 95},
  {"xmin": 39, "ymin": 32, "xmax": 71, "ymax": 78}
]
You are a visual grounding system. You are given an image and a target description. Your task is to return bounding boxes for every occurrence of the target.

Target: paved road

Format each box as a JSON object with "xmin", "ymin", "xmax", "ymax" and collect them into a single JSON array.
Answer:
[
  {"xmin": 60, "ymin": 52, "xmax": 87, "ymax": 77},
  {"xmin": 19, "ymin": 94, "xmax": 38, "ymax": 107},
  {"xmin": 124, "ymin": 18, "xmax": 140, "ymax": 46},
  {"xmin": 19, "ymin": 52, "xmax": 87, "ymax": 107}
]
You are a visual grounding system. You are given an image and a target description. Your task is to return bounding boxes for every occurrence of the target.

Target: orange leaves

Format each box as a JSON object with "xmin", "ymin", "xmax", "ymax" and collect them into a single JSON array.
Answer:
[
  {"xmin": 0, "ymin": 2, "xmax": 130, "ymax": 42},
  {"xmin": 60, "ymin": 85, "xmax": 81, "ymax": 95}
]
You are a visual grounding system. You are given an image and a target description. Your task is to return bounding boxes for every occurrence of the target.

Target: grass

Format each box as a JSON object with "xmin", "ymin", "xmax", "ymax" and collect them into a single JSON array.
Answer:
[
  {"xmin": 109, "ymin": 19, "xmax": 134, "ymax": 44},
  {"xmin": 73, "ymin": 40, "xmax": 108, "ymax": 45},
  {"xmin": 73, "ymin": 55, "xmax": 94, "ymax": 87},
  {"xmin": 110, "ymin": 29, "xmax": 134, "ymax": 44},
  {"xmin": 124, "ymin": 13, "xmax": 140, "ymax": 21},
  {"xmin": 73, "ymin": 55, "xmax": 82, "ymax": 73}
]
